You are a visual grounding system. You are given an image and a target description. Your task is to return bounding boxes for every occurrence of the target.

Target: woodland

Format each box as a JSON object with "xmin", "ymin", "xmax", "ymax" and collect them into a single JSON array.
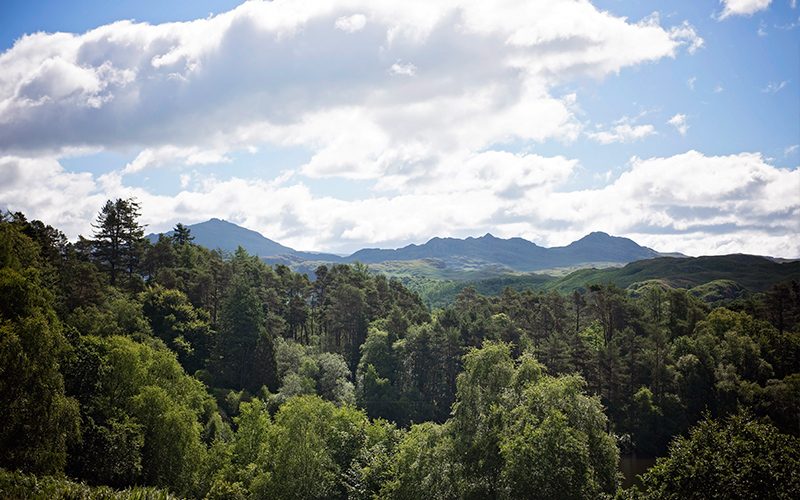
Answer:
[{"xmin": 1, "ymin": 198, "xmax": 798, "ymax": 499}]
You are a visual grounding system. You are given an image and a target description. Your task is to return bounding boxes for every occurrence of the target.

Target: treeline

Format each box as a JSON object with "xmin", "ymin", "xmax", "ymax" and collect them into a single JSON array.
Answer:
[{"xmin": 1, "ymin": 200, "xmax": 799, "ymax": 499}]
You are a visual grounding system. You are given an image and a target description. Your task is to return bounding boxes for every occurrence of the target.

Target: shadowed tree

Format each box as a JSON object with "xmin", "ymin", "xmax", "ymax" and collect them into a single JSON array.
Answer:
[{"xmin": 211, "ymin": 276, "xmax": 277, "ymax": 393}]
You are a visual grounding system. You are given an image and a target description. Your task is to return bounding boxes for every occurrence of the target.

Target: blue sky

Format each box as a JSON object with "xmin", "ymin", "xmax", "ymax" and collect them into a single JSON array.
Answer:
[{"xmin": 0, "ymin": 0, "xmax": 798, "ymax": 256}]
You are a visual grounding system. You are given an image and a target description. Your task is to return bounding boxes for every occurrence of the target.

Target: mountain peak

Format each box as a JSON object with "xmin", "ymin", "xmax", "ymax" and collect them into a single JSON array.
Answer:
[
  {"xmin": 204, "ymin": 217, "xmax": 233, "ymax": 225},
  {"xmin": 582, "ymin": 231, "xmax": 611, "ymax": 240},
  {"xmin": 558, "ymin": 231, "xmax": 660, "ymax": 262},
  {"xmin": 147, "ymin": 218, "xmax": 296, "ymax": 257}
]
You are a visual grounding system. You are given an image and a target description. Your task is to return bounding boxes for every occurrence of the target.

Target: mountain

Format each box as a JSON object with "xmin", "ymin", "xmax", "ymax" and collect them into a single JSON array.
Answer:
[
  {"xmin": 549, "ymin": 231, "xmax": 660, "ymax": 265},
  {"xmin": 148, "ymin": 219, "xmax": 674, "ymax": 273},
  {"xmin": 148, "ymin": 218, "xmax": 345, "ymax": 262},
  {"xmin": 348, "ymin": 231, "xmax": 663, "ymax": 271},
  {"xmin": 348, "ymin": 233, "xmax": 549, "ymax": 269},
  {"xmin": 148, "ymin": 218, "xmax": 295, "ymax": 256}
]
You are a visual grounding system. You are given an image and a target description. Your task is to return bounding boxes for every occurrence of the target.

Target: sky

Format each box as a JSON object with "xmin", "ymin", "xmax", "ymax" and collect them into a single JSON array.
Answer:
[{"xmin": 0, "ymin": 0, "xmax": 798, "ymax": 257}]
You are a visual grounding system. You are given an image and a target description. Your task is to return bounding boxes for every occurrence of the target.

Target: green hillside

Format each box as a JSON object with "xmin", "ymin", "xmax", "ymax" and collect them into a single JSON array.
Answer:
[
  {"xmin": 412, "ymin": 254, "xmax": 800, "ymax": 306},
  {"xmin": 544, "ymin": 254, "xmax": 800, "ymax": 293},
  {"xmin": 412, "ymin": 273, "xmax": 555, "ymax": 308}
]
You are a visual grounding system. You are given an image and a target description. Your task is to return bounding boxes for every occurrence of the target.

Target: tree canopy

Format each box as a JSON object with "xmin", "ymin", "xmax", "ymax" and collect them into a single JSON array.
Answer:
[{"xmin": 1, "ymin": 203, "xmax": 799, "ymax": 498}]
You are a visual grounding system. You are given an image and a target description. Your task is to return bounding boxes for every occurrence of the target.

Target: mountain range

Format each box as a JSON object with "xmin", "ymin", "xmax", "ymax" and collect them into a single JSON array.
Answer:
[
  {"xmin": 148, "ymin": 218, "xmax": 678, "ymax": 273},
  {"xmin": 148, "ymin": 218, "xmax": 799, "ymax": 307}
]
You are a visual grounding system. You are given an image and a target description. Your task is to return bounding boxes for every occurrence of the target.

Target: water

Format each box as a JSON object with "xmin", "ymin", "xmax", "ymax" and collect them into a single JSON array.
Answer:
[{"xmin": 620, "ymin": 456, "xmax": 657, "ymax": 488}]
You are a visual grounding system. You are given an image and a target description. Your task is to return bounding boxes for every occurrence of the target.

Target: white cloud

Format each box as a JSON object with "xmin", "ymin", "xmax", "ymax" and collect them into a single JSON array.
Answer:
[
  {"xmin": 512, "ymin": 150, "xmax": 800, "ymax": 256},
  {"xmin": 785, "ymin": 144, "xmax": 799, "ymax": 156},
  {"xmin": 5, "ymin": 3, "xmax": 792, "ymax": 258},
  {"xmin": 687, "ymin": 76, "xmax": 696, "ymax": 90},
  {"xmin": 668, "ymin": 113, "xmax": 689, "ymax": 136},
  {"xmin": 389, "ymin": 61, "xmax": 417, "ymax": 76},
  {"xmin": 668, "ymin": 21, "xmax": 704, "ymax": 54},
  {"xmin": 587, "ymin": 117, "xmax": 656, "ymax": 144},
  {"xmin": 0, "ymin": 0, "xmax": 699, "ymax": 180},
  {"xmin": 123, "ymin": 146, "xmax": 231, "ymax": 174},
  {"xmin": 335, "ymin": 14, "xmax": 367, "ymax": 33},
  {"xmin": 3, "ymin": 150, "xmax": 798, "ymax": 257},
  {"xmin": 179, "ymin": 173, "xmax": 191, "ymax": 188},
  {"xmin": 762, "ymin": 80, "xmax": 789, "ymax": 93},
  {"xmin": 718, "ymin": 0, "xmax": 773, "ymax": 20}
]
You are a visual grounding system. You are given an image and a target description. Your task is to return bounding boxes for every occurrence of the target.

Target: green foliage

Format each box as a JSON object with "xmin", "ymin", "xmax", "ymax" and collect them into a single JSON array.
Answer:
[
  {"xmin": 0, "ymin": 222, "xmax": 80, "ymax": 475},
  {"xmin": 274, "ymin": 338, "xmax": 355, "ymax": 405},
  {"xmin": 67, "ymin": 292, "xmax": 152, "ymax": 339},
  {"xmin": 0, "ymin": 469, "xmax": 176, "ymax": 500},
  {"xmin": 131, "ymin": 386, "xmax": 205, "ymax": 494},
  {"xmin": 5, "ymin": 205, "xmax": 800, "ymax": 499},
  {"xmin": 63, "ymin": 334, "xmax": 215, "ymax": 496},
  {"xmin": 395, "ymin": 321, "xmax": 461, "ymax": 424},
  {"xmin": 382, "ymin": 342, "xmax": 620, "ymax": 499},
  {"xmin": 688, "ymin": 279, "xmax": 746, "ymax": 303},
  {"xmin": 91, "ymin": 198, "xmax": 146, "ymax": 289},
  {"xmin": 141, "ymin": 285, "xmax": 213, "ymax": 373},
  {"xmin": 71, "ymin": 416, "xmax": 144, "ymax": 487},
  {"xmin": 636, "ymin": 412, "xmax": 800, "ymax": 499},
  {"xmin": 500, "ymin": 411, "xmax": 593, "ymax": 499},
  {"xmin": 206, "ymin": 395, "xmax": 393, "ymax": 499},
  {"xmin": 383, "ymin": 422, "xmax": 462, "ymax": 499},
  {"xmin": 548, "ymin": 254, "xmax": 800, "ymax": 295},
  {"xmin": 450, "ymin": 342, "xmax": 517, "ymax": 498},
  {"xmin": 503, "ymin": 374, "xmax": 620, "ymax": 497},
  {"xmin": 211, "ymin": 275, "xmax": 277, "ymax": 392}
]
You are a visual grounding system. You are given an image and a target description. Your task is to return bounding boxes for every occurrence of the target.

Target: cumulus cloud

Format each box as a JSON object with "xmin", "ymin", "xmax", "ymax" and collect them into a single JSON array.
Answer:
[
  {"xmin": 718, "ymin": 0, "xmax": 772, "ymax": 20},
  {"xmin": 668, "ymin": 113, "xmax": 689, "ymax": 136},
  {"xmin": 0, "ymin": 0, "xmax": 698, "ymax": 177},
  {"xmin": 2, "ymin": 150, "xmax": 798, "ymax": 257},
  {"xmin": 512, "ymin": 150, "xmax": 800, "ymax": 256},
  {"xmin": 5, "ymin": 2, "xmax": 793, "ymax": 257}
]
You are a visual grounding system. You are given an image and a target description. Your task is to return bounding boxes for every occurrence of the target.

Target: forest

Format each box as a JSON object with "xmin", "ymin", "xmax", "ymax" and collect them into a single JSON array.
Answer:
[{"xmin": 1, "ymin": 198, "xmax": 799, "ymax": 499}]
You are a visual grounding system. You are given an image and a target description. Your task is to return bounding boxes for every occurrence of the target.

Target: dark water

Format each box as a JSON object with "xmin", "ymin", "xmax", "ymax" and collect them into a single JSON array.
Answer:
[{"xmin": 620, "ymin": 456, "xmax": 657, "ymax": 488}]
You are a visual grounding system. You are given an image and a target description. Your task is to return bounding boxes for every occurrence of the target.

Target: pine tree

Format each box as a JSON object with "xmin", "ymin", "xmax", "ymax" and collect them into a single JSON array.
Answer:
[
  {"xmin": 211, "ymin": 276, "xmax": 277, "ymax": 392},
  {"xmin": 172, "ymin": 223, "xmax": 194, "ymax": 246},
  {"xmin": 92, "ymin": 199, "xmax": 145, "ymax": 287}
]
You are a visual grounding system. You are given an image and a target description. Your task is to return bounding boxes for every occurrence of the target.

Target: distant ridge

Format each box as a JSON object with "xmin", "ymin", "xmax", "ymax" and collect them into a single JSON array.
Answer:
[
  {"xmin": 346, "ymin": 231, "xmax": 664, "ymax": 271},
  {"xmin": 148, "ymin": 219, "xmax": 680, "ymax": 273},
  {"xmin": 417, "ymin": 254, "xmax": 800, "ymax": 307},
  {"xmin": 545, "ymin": 253, "xmax": 800, "ymax": 293}
]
